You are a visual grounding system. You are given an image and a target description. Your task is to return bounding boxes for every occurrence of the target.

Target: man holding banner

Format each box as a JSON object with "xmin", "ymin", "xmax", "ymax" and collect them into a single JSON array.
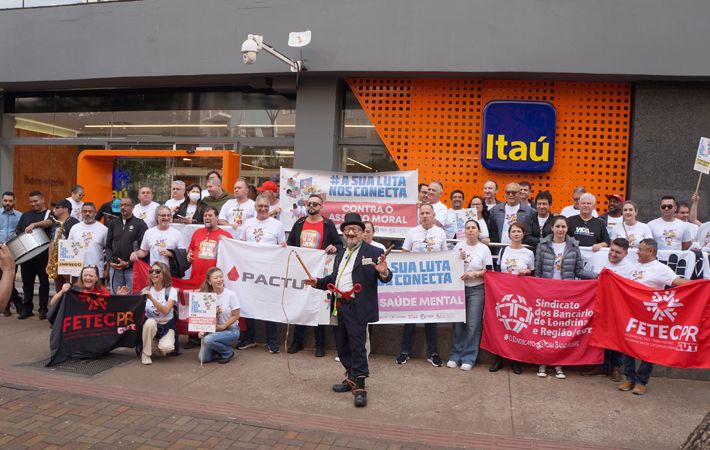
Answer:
[{"xmin": 305, "ymin": 212, "xmax": 392, "ymax": 408}]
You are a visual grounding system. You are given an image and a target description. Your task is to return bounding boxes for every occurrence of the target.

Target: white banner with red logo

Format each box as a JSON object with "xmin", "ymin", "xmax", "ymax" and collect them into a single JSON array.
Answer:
[
  {"xmin": 591, "ymin": 269, "xmax": 710, "ymax": 369},
  {"xmin": 580, "ymin": 247, "xmax": 696, "ymax": 279},
  {"xmin": 279, "ymin": 168, "xmax": 418, "ymax": 238},
  {"xmin": 376, "ymin": 250, "xmax": 465, "ymax": 324},
  {"xmin": 216, "ymin": 238, "xmax": 326, "ymax": 326},
  {"xmin": 481, "ymin": 272, "xmax": 602, "ymax": 365}
]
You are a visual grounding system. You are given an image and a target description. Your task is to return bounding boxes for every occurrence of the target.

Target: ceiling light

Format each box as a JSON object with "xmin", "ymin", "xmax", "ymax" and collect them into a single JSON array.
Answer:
[
  {"xmin": 346, "ymin": 157, "xmax": 373, "ymax": 170},
  {"xmin": 241, "ymin": 162, "xmax": 264, "ymax": 170},
  {"xmin": 275, "ymin": 150, "xmax": 294, "ymax": 155},
  {"xmin": 84, "ymin": 124, "xmax": 229, "ymax": 128}
]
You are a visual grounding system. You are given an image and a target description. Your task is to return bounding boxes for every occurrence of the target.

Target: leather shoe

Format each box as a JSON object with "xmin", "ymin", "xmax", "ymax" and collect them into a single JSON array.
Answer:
[
  {"xmin": 17, "ymin": 312, "xmax": 33, "ymax": 320},
  {"xmin": 511, "ymin": 361, "xmax": 523, "ymax": 375},
  {"xmin": 332, "ymin": 379, "xmax": 353, "ymax": 393},
  {"xmin": 489, "ymin": 357, "xmax": 503, "ymax": 372},
  {"xmin": 287, "ymin": 342, "xmax": 304, "ymax": 354},
  {"xmin": 218, "ymin": 353, "xmax": 235, "ymax": 364},
  {"xmin": 354, "ymin": 390, "xmax": 367, "ymax": 407},
  {"xmin": 38, "ymin": 311, "xmax": 47, "ymax": 320},
  {"xmin": 315, "ymin": 347, "xmax": 325, "ymax": 357}
]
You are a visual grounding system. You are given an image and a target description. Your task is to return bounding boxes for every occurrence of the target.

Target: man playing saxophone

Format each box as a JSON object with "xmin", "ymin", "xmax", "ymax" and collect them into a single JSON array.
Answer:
[{"xmin": 46, "ymin": 199, "xmax": 79, "ymax": 292}]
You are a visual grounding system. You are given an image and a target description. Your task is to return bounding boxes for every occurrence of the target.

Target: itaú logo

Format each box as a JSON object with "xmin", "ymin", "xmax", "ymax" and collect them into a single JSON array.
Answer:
[
  {"xmin": 496, "ymin": 294, "xmax": 533, "ymax": 333},
  {"xmin": 481, "ymin": 101, "xmax": 556, "ymax": 173}
]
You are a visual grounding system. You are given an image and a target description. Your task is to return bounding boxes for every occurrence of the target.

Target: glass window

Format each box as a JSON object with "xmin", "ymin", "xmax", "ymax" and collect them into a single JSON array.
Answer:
[
  {"xmin": 340, "ymin": 146, "xmax": 399, "ymax": 173},
  {"xmin": 341, "ymin": 88, "xmax": 381, "ymax": 140},
  {"xmin": 240, "ymin": 145, "xmax": 294, "ymax": 185}
]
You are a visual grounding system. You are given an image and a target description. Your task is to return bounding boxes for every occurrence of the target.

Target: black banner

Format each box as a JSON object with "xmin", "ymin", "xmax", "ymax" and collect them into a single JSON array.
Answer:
[{"xmin": 48, "ymin": 290, "xmax": 145, "ymax": 366}]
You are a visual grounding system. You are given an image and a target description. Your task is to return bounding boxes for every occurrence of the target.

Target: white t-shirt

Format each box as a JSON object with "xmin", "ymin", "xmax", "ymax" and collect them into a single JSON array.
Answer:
[
  {"xmin": 431, "ymin": 201, "xmax": 449, "ymax": 224},
  {"xmin": 697, "ymin": 222, "xmax": 710, "ymax": 251},
  {"xmin": 67, "ymin": 221, "xmax": 108, "ymax": 277},
  {"xmin": 368, "ymin": 240, "xmax": 386, "ymax": 251},
  {"xmin": 630, "ymin": 259, "xmax": 678, "ymax": 290},
  {"xmin": 238, "ymin": 217, "xmax": 286, "ymax": 245},
  {"xmin": 538, "ymin": 215, "xmax": 550, "ymax": 230},
  {"xmin": 500, "ymin": 204, "xmax": 521, "ymax": 245},
  {"xmin": 454, "ymin": 241, "xmax": 493, "ymax": 287},
  {"xmin": 402, "ymin": 225, "xmax": 447, "ymax": 253},
  {"xmin": 610, "ymin": 221, "xmax": 653, "ymax": 248},
  {"xmin": 560, "ymin": 205, "xmax": 598, "ymax": 218},
  {"xmin": 215, "ymin": 289, "xmax": 241, "ymax": 327},
  {"xmin": 605, "ymin": 215, "xmax": 623, "ymax": 235},
  {"xmin": 593, "ymin": 257, "xmax": 633, "ymax": 279},
  {"xmin": 647, "ymin": 218, "xmax": 693, "ymax": 250},
  {"xmin": 551, "ymin": 242, "xmax": 566, "ymax": 280},
  {"xmin": 145, "ymin": 286, "xmax": 177, "ymax": 322},
  {"xmin": 685, "ymin": 221, "xmax": 699, "ymax": 243},
  {"xmin": 164, "ymin": 198, "xmax": 183, "ymax": 211},
  {"xmin": 66, "ymin": 197, "xmax": 84, "ymax": 221},
  {"xmin": 140, "ymin": 226, "xmax": 184, "ymax": 266},
  {"xmin": 499, "ymin": 246, "xmax": 535, "ymax": 275},
  {"xmin": 219, "ymin": 199, "xmax": 256, "ymax": 228},
  {"xmin": 133, "ymin": 201, "xmax": 160, "ymax": 228}
]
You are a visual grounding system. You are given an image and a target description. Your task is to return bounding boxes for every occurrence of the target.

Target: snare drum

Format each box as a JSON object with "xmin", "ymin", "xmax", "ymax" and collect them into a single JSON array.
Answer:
[{"xmin": 6, "ymin": 231, "xmax": 50, "ymax": 264}]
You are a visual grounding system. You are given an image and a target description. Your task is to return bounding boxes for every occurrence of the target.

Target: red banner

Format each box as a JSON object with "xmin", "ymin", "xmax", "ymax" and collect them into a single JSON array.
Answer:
[
  {"xmin": 591, "ymin": 269, "xmax": 710, "ymax": 369},
  {"xmin": 481, "ymin": 272, "xmax": 602, "ymax": 365}
]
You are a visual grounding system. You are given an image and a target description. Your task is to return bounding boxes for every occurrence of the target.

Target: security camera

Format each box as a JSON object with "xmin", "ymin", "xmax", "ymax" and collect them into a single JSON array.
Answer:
[{"xmin": 241, "ymin": 35, "xmax": 261, "ymax": 64}]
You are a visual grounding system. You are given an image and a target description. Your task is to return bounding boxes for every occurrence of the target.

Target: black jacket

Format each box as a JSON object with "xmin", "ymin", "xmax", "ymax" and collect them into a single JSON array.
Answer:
[
  {"xmin": 315, "ymin": 242, "xmax": 392, "ymax": 324},
  {"xmin": 287, "ymin": 216, "xmax": 343, "ymax": 252},
  {"xmin": 169, "ymin": 248, "xmax": 190, "ymax": 279},
  {"xmin": 523, "ymin": 214, "xmax": 555, "ymax": 252},
  {"xmin": 105, "ymin": 216, "xmax": 148, "ymax": 266},
  {"xmin": 174, "ymin": 200, "xmax": 207, "ymax": 224}
]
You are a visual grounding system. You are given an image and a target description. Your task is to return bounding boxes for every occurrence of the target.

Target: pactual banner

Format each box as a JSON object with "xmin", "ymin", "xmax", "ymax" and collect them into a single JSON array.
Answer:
[
  {"xmin": 48, "ymin": 290, "xmax": 145, "ymax": 366},
  {"xmin": 481, "ymin": 272, "xmax": 602, "ymax": 365},
  {"xmin": 591, "ymin": 269, "xmax": 710, "ymax": 369},
  {"xmin": 188, "ymin": 292, "xmax": 217, "ymax": 333},
  {"xmin": 580, "ymin": 247, "xmax": 696, "ymax": 279},
  {"xmin": 57, "ymin": 239, "xmax": 85, "ymax": 277},
  {"xmin": 217, "ymin": 237, "xmax": 326, "ymax": 326},
  {"xmin": 694, "ymin": 137, "xmax": 710, "ymax": 174},
  {"xmin": 376, "ymin": 250, "xmax": 465, "ymax": 324},
  {"xmin": 279, "ymin": 168, "xmax": 418, "ymax": 238}
]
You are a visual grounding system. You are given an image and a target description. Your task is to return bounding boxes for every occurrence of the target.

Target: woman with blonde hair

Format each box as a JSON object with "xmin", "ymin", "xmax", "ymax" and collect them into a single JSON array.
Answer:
[{"xmin": 140, "ymin": 262, "xmax": 178, "ymax": 365}]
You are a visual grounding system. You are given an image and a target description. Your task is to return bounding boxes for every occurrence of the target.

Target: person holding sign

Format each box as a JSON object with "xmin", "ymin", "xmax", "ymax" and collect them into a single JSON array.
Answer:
[
  {"xmin": 305, "ymin": 212, "xmax": 392, "ymax": 407},
  {"xmin": 198, "ymin": 267, "xmax": 241, "ymax": 365},
  {"xmin": 140, "ymin": 262, "xmax": 178, "ymax": 365}
]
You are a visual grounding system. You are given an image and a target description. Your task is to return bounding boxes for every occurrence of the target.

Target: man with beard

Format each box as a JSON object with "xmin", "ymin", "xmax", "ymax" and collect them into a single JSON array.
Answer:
[
  {"xmin": 187, "ymin": 206, "xmax": 231, "ymax": 284},
  {"xmin": 600, "ymin": 194, "xmax": 624, "ymax": 235},
  {"xmin": 106, "ymin": 197, "xmax": 148, "ymax": 294},
  {"xmin": 67, "ymin": 202, "xmax": 108, "ymax": 278},
  {"xmin": 287, "ymin": 194, "xmax": 342, "ymax": 357},
  {"xmin": 130, "ymin": 206, "xmax": 184, "ymax": 267},
  {"xmin": 1, "ymin": 192, "xmax": 22, "ymax": 316}
]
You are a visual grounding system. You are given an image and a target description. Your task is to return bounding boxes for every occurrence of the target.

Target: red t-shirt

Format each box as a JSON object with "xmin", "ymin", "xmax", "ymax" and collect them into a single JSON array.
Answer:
[
  {"xmin": 188, "ymin": 227, "xmax": 232, "ymax": 283},
  {"xmin": 300, "ymin": 219, "xmax": 325, "ymax": 249}
]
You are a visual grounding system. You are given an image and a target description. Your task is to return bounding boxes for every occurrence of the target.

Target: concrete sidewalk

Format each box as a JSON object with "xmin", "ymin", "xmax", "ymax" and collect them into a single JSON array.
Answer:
[{"xmin": 1, "ymin": 315, "xmax": 708, "ymax": 449}]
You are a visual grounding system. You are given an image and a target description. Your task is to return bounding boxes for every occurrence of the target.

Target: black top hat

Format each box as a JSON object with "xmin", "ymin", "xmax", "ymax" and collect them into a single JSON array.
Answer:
[{"xmin": 340, "ymin": 212, "xmax": 365, "ymax": 232}]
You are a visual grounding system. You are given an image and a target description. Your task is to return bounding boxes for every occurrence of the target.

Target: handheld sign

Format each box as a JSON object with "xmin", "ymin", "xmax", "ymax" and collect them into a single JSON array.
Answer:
[
  {"xmin": 57, "ymin": 239, "xmax": 85, "ymax": 277},
  {"xmin": 188, "ymin": 292, "xmax": 217, "ymax": 333},
  {"xmin": 694, "ymin": 137, "xmax": 710, "ymax": 175}
]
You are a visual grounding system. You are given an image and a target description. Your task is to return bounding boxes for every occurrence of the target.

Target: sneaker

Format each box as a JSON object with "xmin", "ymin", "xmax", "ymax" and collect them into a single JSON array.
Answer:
[
  {"xmin": 632, "ymin": 384, "xmax": 647, "ymax": 396},
  {"xmin": 395, "ymin": 353, "xmax": 410, "ymax": 365},
  {"xmin": 537, "ymin": 365, "xmax": 548, "ymax": 377},
  {"xmin": 618, "ymin": 379, "xmax": 635, "ymax": 391},
  {"xmin": 268, "ymin": 345, "xmax": 280, "ymax": 354},
  {"xmin": 286, "ymin": 342, "xmax": 304, "ymax": 354},
  {"xmin": 554, "ymin": 366, "xmax": 566, "ymax": 379},
  {"xmin": 446, "ymin": 360, "xmax": 457, "ymax": 368},
  {"xmin": 236, "ymin": 339, "xmax": 256, "ymax": 350},
  {"xmin": 460, "ymin": 363, "xmax": 473, "ymax": 371},
  {"xmin": 427, "ymin": 354, "xmax": 443, "ymax": 367},
  {"xmin": 141, "ymin": 353, "xmax": 152, "ymax": 365}
]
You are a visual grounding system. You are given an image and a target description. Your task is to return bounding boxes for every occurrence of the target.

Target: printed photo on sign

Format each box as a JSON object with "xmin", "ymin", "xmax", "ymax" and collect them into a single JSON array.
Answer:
[{"xmin": 188, "ymin": 292, "xmax": 217, "ymax": 333}]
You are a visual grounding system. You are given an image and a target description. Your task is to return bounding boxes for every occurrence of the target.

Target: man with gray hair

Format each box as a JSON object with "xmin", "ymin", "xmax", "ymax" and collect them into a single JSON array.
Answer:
[
  {"xmin": 566, "ymin": 192, "xmax": 609, "ymax": 251},
  {"xmin": 561, "ymin": 186, "xmax": 598, "ymax": 218},
  {"xmin": 130, "ymin": 205, "xmax": 184, "ymax": 267},
  {"xmin": 164, "ymin": 180, "xmax": 186, "ymax": 213},
  {"xmin": 488, "ymin": 182, "xmax": 533, "ymax": 244}
]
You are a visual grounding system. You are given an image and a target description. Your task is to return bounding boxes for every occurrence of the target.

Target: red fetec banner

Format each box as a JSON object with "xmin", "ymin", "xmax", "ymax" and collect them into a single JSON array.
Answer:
[
  {"xmin": 591, "ymin": 269, "xmax": 710, "ymax": 369},
  {"xmin": 481, "ymin": 272, "xmax": 602, "ymax": 365}
]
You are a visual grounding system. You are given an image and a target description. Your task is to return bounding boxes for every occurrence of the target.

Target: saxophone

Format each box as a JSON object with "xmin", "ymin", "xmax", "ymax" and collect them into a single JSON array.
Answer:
[{"xmin": 46, "ymin": 219, "xmax": 65, "ymax": 280}]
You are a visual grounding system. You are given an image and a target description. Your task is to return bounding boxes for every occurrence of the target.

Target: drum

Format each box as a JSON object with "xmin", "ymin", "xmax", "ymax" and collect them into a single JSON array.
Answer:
[{"xmin": 6, "ymin": 231, "xmax": 50, "ymax": 264}]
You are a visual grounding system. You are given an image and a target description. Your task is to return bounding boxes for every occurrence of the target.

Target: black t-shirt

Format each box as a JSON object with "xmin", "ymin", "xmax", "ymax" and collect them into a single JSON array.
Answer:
[
  {"xmin": 566, "ymin": 215, "xmax": 609, "ymax": 247},
  {"xmin": 50, "ymin": 216, "xmax": 79, "ymax": 240},
  {"xmin": 16, "ymin": 209, "xmax": 52, "ymax": 238}
]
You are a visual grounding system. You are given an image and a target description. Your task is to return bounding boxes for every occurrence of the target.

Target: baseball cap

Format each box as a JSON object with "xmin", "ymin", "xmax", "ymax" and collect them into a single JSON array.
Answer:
[
  {"xmin": 256, "ymin": 180, "xmax": 279, "ymax": 193},
  {"xmin": 111, "ymin": 198, "xmax": 121, "ymax": 213},
  {"xmin": 51, "ymin": 199, "xmax": 72, "ymax": 209},
  {"xmin": 606, "ymin": 194, "xmax": 625, "ymax": 202}
]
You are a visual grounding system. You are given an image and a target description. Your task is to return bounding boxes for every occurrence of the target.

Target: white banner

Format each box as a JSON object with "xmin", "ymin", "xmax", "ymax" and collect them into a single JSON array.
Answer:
[
  {"xmin": 57, "ymin": 239, "xmax": 85, "ymax": 277},
  {"xmin": 217, "ymin": 238, "xmax": 326, "ymax": 326},
  {"xmin": 188, "ymin": 292, "xmax": 217, "ymax": 333},
  {"xmin": 695, "ymin": 137, "xmax": 710, "ymax": 174},
  {"xmin": 376, "ymin": 250, "xmax": 465, "ymax": 324},
  {"xmin": 279, "ymin": 168, "xmax": 419, "ymax": 238},
  {"xmin": 580, "ymin": 247, "xmax": 696, "ymax": 279}
]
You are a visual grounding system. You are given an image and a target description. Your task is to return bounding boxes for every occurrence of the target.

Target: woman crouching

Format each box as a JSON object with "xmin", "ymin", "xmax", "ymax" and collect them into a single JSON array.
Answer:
[
  {"xmin": 198, "ymin": 267, "xmax": 241, "ymax": 364},
  {"xmin": 141, "ymin": 262, "xmax": 178, "ymax": 365}
]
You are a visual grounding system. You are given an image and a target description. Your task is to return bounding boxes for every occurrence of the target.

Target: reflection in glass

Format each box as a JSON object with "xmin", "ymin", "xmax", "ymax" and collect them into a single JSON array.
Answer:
[{"xmin": 340, "ymin": 146, "xmax": 399, "ymax": 173}]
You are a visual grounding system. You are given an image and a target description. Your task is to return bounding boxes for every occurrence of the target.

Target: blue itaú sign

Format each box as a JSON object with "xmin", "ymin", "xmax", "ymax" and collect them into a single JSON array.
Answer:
[{"xmin": 481, "ymin": 101, "xmax": 556, "ymax": 172}]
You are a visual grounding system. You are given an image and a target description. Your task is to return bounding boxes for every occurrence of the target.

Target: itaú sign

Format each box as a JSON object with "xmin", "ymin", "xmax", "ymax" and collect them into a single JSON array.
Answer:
[{"xmin": 481, "ymin": 101, "xmax": 556, "ymax": 172}]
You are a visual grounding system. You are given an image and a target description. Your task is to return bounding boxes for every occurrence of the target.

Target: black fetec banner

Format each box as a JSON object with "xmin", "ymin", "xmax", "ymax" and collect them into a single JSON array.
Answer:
[{"xmin": 48, "ymin": 290, "xmax": 145, "ymax": 366}]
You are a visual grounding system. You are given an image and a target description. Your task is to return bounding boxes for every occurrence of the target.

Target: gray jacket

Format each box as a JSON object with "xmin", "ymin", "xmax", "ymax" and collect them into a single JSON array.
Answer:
[
  {"xmin": 534, "ymin": 235, "xmax": 597, "ymax": 280},
  {"xmin": 488, "ymin": 202, "xmax": 534, "ymax": 243}
]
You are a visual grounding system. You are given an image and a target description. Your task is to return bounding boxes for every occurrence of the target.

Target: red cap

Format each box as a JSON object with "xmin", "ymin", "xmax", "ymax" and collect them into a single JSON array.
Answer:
[
  {"xmin": 606, "ymin": 194, "xmax": 625, "ymax": 202},
  {"xmin": 256, "ymin": 180, "xmax": 279, "ymax": 193}
]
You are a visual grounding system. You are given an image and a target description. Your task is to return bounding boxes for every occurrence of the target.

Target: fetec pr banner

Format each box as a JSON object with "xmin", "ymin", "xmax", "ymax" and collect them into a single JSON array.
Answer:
[
  {"xmin": 481, "ymin": 272, "xmax": 602, "ymax": 365},
  {"xmin": 376, "ymin": 250, "xmax": 465, "ymax": 324},
  {"xmin": 217, "ymin": 237, "xmax": 326, "ymax": 326},
  {"xmin": 279, "ymin": 168, "xmax": 418, "ymax": 238},
  {"xmin": 592, "ymin": 269, "xmax": 710, "ymax": 369}
]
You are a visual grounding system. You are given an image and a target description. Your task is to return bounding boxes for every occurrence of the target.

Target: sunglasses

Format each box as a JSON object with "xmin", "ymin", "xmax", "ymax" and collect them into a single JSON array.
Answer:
[
  {"xmin": 149, "ymin": 269, "xmax": 162, "ymax": 274},
  {"xmin": 307, "ymin": 202, "xmax": 322, "ymax": 207},
  {"xmin": 660, "ymin": 204, "xmax": 675, "ymax": 210},
  {"xmin": 83, "ymin": 264, "xmax": 98, "ymax": 268},
  {"xmin": 505, "ymin": 191, "xmax": 520, "ymax": 195}
]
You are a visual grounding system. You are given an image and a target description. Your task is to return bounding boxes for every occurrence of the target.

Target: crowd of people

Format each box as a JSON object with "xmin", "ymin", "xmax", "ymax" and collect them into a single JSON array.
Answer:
[{"xmin": 0, "ymin": 172, "xmax": 708, "ymax": 406}]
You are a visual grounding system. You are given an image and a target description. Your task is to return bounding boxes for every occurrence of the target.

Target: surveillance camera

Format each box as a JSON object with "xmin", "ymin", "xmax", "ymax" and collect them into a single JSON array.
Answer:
[{"xmin": 241, "ymin": 38, "xmax": 259, "ymax": 64}]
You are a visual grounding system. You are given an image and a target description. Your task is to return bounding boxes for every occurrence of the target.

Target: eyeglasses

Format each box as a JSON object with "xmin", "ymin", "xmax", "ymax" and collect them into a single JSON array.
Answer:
[
  {"xmin": 505, "ymin": 191, "xmax": 520, "ymax": 196},
  {"xmin": 660, "ymin": 204, "xmax": 674, "ymax": 210},
  {"xmin": 149, "ymin": 269, "xmax": 162, "ymax": 274},
  {"xmin": 83, "ymin": 264, "xmax": 98, "ymax": 268},
  {"xmin": 307, "ymin": 202, "xmax": 322, "ymax": 207}
]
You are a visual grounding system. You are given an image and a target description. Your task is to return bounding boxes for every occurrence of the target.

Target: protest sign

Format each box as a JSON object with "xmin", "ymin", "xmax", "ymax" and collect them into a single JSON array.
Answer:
[
  {"xmin": 217, "ymin": 237, "xmax": 326, "ymax": 326},
  {"xmin": 188, "ymin": 292, "xmax": 217, "ymax": 333},
  {"xmin": 48, "ymin": 290, "xmax": 145, "ymax": 366},
  {"xmin": 694, "ymin": 137, "xmax": 710, "ymax": 174},
  {"xmin": 279, "ymin": 168, "xmax": 418, "ymax": 238},
  {"xmin": 481, "ymin": 272, "xmax": 602, "ymax": 366},
  {"xmin": 592, "ymin": 269, "xmax": 710, "ymax": 369},
  {"xmin": 57, "ymin": 239, "xmax": 85, "ymax": 277},
  {"xmin": 376, "ymin": 250, "xmax": 465, "ymax": 324}
]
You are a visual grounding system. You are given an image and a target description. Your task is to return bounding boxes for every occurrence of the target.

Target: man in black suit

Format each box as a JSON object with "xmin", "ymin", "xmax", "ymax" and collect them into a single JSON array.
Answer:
[{"xmin": 305, "ymin": 213, "xmax": 392, "ymax": 407}]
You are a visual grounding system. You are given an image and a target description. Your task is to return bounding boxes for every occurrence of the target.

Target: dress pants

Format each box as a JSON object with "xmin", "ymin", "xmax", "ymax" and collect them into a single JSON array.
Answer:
[{"xmin": 20, "ymin": 251, "xmax": 49, "ymax": 315}]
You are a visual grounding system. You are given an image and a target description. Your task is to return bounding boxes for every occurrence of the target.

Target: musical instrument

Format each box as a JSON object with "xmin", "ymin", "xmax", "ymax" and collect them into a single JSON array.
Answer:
[
  {"xmin": 6, "ymin": 231, "xmax": 50, "ymax": 265},
  {"xmin": 46, "ymin": 220, "xmax": 65, "ymax": 279}
]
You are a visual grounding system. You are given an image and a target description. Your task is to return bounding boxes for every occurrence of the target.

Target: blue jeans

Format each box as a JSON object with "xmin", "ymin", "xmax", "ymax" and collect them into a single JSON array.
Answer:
[
  {"xmin": 602, "ymin": 349, "xmax": 622, "ymax": 370},
  {"xmin": 400, "ymin": 323, "xmax": 438, "ymax": 357},
  {"xmin": 623, "ymin": 354, "xmax": 653, "ymax": 385},
  {"xmin": 199, "ymin": 327, "xmax": 240, "ymax": 362},
  {"xmin": 110, "ymin": 266, "xmax": 133, "ymax": 294},
  {"xmin": 449, "ymin": 285, "xmax": 485, "ymax": 365}
]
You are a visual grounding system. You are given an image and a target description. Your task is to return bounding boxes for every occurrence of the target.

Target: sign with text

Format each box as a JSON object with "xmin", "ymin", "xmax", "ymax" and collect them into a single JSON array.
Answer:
[
  {"xmin": 279, "ymin": 168, "xmax": 418, "ymax": 238},
  {"xmin": 376, "ymin": 250, "xmax": 465, "ymax": 324},
  {"xmin": 694, "ymin": 137, "xmax": 710, "ymax": 174},
  {"xmin": 57, "ymin": 239, "xmax": 85, "ymax": 277},
  {"xmin": 188, "ymin": 292, "xmax": 217, "ymax": 333},
  {"xmin": 481, "ymin": 101, "xmax": 556, "ymax": 173},
  {"xmin": 481, "ymin": 272, "xmax": 602, "ymax": 366}
]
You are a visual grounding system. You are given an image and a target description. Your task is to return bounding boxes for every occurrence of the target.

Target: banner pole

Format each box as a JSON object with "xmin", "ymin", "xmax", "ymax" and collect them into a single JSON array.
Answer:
[
  {"xmin": 200, "ymin": 337, "xmax": 203, "ymax": 368},
  {"xmin": 293, "ymin": 252, "xmax": 314, "ymax": 280},
  {"xmin": 695, "ymin": 172, "xmax": 702, "ymax": 193}
]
